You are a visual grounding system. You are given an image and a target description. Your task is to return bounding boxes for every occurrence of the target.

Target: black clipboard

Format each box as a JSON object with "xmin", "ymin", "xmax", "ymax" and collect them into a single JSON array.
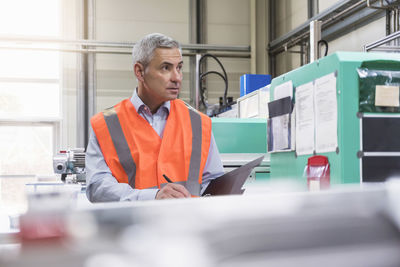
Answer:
[{"xmin": 202, "ymin": 155, "xmax": 265, "ymax": 196}]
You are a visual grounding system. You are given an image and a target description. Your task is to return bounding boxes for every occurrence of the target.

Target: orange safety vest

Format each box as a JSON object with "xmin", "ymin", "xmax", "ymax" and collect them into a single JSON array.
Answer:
[{"xmin": 90, "ymin": 98, "xmax": 212, "ymax": 196}]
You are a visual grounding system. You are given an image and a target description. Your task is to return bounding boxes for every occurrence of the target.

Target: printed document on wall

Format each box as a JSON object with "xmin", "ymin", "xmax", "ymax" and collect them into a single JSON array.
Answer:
[
  {"xmin": 268, "ymin": 96, "xmax": 292, "ymax": 152},
  {"xmin": 271, "ymin": 114, "xmax": 291, "ymax": 151},
  {"xmin": 295, "ymin": 81, "xmax": 315, "ymax": 155},
  {"xmin": 314, "ymin": 72, "xmax": 338, "ymax": 153}
]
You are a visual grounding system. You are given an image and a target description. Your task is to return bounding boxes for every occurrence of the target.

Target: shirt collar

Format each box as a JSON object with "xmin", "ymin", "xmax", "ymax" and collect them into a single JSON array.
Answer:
[{"xmin": 130, "ymin": 88, "xmax": 171, "ymax": 114}]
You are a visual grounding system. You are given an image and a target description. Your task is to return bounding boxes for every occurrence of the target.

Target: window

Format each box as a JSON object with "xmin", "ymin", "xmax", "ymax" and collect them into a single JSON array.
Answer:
[
  {"xmin": 0, "ymin": 0, "xmax": 61, "ymax": 176},
  {"xmin": 0, "ymin": 0, "xmax": 60, "ymax": 37},
  {"xmin": 0, "ymin": 124, "xmax": 55, "ymax": 175},
  {"xmin": 0, "ymin": 0, "xmax": 62, "ymax": 215}
]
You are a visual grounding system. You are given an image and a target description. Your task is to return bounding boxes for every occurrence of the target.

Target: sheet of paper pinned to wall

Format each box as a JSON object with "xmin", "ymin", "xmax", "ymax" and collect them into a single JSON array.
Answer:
[
  {"xmin": 274, "ymin": 80, "xmax": 293, "ymax": 100},
  {"xmin": 295, "ymin": 81, "xmax": 315, "ymax": 155},
  {"xmin": 268, "ymin": 80, "xmax": 294, "ymax": 152},
  {"xmin": 314, "ymin": 72, "xmax": 338, "ymax": 153},
  {"xmin": 268, "ymin": 96, "xmax": 292, "ymax": 152},
  {"xmin": 271, "ymin": 114, "xmax": 290, "ymax": 151},
  {"xmin": 291, "ymin": 105, "xmax": 296, "ymax": 151}
]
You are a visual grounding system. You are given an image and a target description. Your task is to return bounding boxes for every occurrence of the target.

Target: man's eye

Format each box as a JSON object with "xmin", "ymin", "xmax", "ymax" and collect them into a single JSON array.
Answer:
[{"xmin": 177, "ymin": 65, "xmax": 183, "ymax": 72}]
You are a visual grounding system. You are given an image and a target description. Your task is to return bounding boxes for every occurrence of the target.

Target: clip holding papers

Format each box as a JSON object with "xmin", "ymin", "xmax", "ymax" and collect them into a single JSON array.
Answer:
[{"xmin": 202, "ymin": 156, "xmax": 264, "ymax": 196}]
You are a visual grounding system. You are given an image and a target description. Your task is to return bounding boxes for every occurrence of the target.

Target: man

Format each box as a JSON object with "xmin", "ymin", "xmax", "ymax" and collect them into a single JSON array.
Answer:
[{"xmin": 86, "ymin": 33, "xmax": 224, "ymax": 202}]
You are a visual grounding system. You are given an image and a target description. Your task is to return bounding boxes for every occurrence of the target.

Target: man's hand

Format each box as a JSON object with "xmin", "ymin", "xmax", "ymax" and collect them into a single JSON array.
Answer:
[{"xmin": 155, "ymin": 183, "xmax": 191, "ymax": 199}]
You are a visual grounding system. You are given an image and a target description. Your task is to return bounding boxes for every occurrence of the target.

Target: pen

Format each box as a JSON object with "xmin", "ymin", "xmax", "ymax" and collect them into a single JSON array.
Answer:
[
  {"xmin": 163, "ymin": 174, "xmax": 198, "ymax": 198},
  {"xmin": 163, "ymin": 174, "xmax": 173, "ymax": 183}
]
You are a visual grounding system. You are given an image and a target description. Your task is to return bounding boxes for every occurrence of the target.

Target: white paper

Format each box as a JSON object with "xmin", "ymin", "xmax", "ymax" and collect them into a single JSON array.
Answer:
[
  {"xmin": 271, "ymin": 114, "xmax": 290, "ymax": 151},
  {"xmin": 375, "ymin": 85, "xmax": 400, "ymax": 107},
  {"xmin": 270, "ymin": 80, "xmax": 294, "ymax": 152},
  {"xmin": 291, "ymin": 105, "xmax": 296, "ymax": 151},
  {"xmin": 295, "ymin": 82, "xmax": 315, "ymax": 155},
  {"xmin": 274, "ymin": 80, "xmax": 293, "ymax": 100},
  {"xmin": 314, "ymin": 72, "xmax": 338, "ymax": 153}
]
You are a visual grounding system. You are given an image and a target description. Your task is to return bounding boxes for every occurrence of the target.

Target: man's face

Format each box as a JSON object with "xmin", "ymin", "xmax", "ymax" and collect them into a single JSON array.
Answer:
[{"xmin": 141, "ymin": 48, "xmax": 183, "ymax": 104}]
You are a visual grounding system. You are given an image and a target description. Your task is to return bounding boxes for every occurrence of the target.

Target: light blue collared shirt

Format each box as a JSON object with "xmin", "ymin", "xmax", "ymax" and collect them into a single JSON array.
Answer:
[{"xmin": 85, "ymin": 90, "xmax": 224, "ymax": 202}]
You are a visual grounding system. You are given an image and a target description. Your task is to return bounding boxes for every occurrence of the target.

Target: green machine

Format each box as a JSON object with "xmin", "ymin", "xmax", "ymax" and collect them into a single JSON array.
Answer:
[
  {"xmin": 211, "ymin": 118, "xmax": 270, "ymax": 180},
  {"xmin": 270, "ymin": 51, "xmax": 400, "ymax": 186}
]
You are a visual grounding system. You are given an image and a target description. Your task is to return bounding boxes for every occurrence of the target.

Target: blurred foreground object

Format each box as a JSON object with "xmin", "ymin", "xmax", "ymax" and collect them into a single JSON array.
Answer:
[{"xmin": 2, "ymin": 181, "xmax": 400, "ymax": 267}]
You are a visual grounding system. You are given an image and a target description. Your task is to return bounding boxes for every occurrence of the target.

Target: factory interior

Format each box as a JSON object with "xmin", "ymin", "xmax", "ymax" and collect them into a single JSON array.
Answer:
[{"xmin": 2, "ymin": 0, "xmax": 400, "ymax": 266}]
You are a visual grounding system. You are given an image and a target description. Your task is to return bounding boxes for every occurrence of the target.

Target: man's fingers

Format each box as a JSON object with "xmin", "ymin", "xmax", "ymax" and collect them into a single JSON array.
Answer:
[
  {"xmin": 168, "ymin": 184, "xmax": 191, "ymax": 198},
  {"xmin": 156, "ymin": 183, "xmax": 191, "ymax": 199},
  {"xmin": 169, "ymin": 190, "xmax": 186, "ymax": 199}
]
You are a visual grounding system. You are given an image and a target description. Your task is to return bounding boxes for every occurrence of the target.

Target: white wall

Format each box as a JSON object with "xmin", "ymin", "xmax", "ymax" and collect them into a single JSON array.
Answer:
[
  {"xmin": 328, "ymin": 17, "xmax": 386, "ymax": 53},
  {"xmin": 207, "ymin": 0, "xmax": 250, "ymax": 46},
  {"xmin": 206, "ymin": 0, "xmax": 251, "ymax": 104},
  {"xmin": 319, "ymin": 0, "xmax": 341, "ymax": 13},
  {"xmin": 95, "ymin": 0, "xmax": 190, "ymax": 112},
  {"xmin": 276, "ymin": 0, "xmax": 308, "ymax": 38},
  {"xmin": 93, "ymin": 0, "xmax": 252, "ymax": 112},
  {"xmin": 274, "ymin": 0, "xmax": 307, "ymax": 76},
  {"xmin": 275, "ymin": 45, "xmax": 302, "ymax": 76},
  {"xmin": 319, "ymin": 0, "xmax": 386, "ymax": 54},
  {"xmin": 95, "ymin": 0, "xmax": 189, "ymax": 43}
]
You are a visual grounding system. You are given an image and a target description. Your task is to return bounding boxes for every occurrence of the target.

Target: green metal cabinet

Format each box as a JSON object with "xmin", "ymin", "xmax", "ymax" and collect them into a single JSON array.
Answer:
[
  {"xmin": 211, "ymin": 118, "xmax": 268, "ymax": 153},
  {"xmin": 211, "ymin": 118, "xmax": 270, "ymax": 180},
  {"xmin": 270, "ymin": 52, "xmax": 400, "ymax": 185}
]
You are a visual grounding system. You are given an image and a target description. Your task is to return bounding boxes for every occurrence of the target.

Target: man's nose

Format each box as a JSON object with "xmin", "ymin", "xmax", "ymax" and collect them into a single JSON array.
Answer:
[{"xmin": 171, "ymin": 68, "xmax": 182, "ymax": 83}]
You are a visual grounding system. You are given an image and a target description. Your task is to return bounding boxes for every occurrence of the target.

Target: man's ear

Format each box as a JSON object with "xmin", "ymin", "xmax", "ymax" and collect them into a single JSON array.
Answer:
[{"xmin": 134, "ymin": 63, "xmax": 145, "ymax": 82}]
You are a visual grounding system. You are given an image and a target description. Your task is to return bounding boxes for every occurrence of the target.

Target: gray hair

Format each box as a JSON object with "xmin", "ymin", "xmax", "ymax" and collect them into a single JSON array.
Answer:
[{"xmin": 132, "ymin": 33, "xmax": 181, "ymax": 69}]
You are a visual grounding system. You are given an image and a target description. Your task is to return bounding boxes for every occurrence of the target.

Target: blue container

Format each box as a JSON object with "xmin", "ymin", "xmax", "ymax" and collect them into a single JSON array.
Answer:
[{"xmin": 240, "ymin": 74, "xmax": 271, "ymax": 97}]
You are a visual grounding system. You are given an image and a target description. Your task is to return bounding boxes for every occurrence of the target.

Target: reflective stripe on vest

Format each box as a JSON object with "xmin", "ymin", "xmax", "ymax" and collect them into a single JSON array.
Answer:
[
  {"xmin": 187, "ymin": 109, "xmax": 202, "ymax": 195},
  {"xmin": 103, "ymin": 107, "xmax": 136, "ymax": 188},
  {"xmin": 100, "ymin": 100, "xmax": 205, "ymax": 196}
]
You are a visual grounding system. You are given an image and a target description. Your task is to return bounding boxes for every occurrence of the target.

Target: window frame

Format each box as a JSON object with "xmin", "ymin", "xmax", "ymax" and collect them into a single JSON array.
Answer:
[{"xmin": 0, "ymin": 120, "xmax": 61, "ymax": 177}]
